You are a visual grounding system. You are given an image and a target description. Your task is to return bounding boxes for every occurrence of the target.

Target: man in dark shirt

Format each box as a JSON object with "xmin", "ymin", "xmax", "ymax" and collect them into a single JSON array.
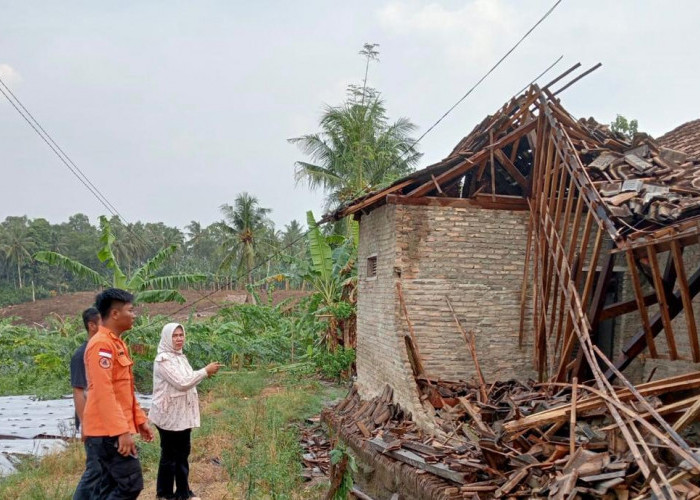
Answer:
[{"xmin": 71, "ymin": 307, "xmax": 102, "ymax": 500}]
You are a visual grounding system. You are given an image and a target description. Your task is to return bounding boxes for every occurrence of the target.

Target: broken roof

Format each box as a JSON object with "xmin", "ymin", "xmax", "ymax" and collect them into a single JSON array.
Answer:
[
  {"xmin": 658, "ymin": 118, "xmax": 700, "ymax": 159},
  {"xmin": 326, "ymin": 85, "xmax": 700, "ymax": 250}
]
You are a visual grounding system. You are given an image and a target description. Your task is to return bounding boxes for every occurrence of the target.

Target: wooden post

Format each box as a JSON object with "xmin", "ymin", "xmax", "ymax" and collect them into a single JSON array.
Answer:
[
  {"xmin": 647, "ymin": 246, "xmax": 678, "ymax": 360},
  {"xmin": 625, "ymin": 249, "xmax": 658, "ymax": 358},
  {"xmin": 671, "ymin": 241, "xmax": 699, "ymax": 362},
  {"xmin": 396, "ymin": 282, "xmax": 425, "ymax": 377},
  {"xmin": 570, "ymin": 377, "xmax": 577, "ymax": 456},
  {"xmin": 446, "ymin": 296, "xmax": 488, "ymax": 402}
]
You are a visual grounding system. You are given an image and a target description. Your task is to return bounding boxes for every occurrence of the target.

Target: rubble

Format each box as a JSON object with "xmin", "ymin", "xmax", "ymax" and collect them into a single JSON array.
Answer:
[
  {"xmin": 331, "ymin": 375, "xmax": 700, "ymax": 498},
  {"xmin": 299, "ymin": 417, "xmax": 332, "ymax": 485}
]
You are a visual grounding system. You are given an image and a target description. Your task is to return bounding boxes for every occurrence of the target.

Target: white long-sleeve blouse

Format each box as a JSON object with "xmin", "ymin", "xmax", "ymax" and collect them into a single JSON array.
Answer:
[{"xmin": 149, "ymin": 353, "xmax": 208, "ymax": 431}]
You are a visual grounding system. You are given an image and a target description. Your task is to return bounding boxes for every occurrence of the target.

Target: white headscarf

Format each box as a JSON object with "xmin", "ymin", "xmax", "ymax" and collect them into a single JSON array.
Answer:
[{"xmin": 155, "ymin": 322, "xmax": 185, "ymax": 362}]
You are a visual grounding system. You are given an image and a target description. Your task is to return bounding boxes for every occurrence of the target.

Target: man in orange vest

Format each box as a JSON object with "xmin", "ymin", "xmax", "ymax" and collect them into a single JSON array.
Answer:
[{"xmin": 83, "ymin": 288, "xmax": 154, "ymax": 499}]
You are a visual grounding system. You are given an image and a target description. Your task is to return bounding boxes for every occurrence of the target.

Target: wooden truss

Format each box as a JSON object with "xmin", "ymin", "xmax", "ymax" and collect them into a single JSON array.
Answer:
[
  {"xmin": 328, "ymin": 66, "xmax": 700, "ymax": 490},
  {"xmin": 330, "ymin": 72, "xmax": 700, "ymax": 385}
]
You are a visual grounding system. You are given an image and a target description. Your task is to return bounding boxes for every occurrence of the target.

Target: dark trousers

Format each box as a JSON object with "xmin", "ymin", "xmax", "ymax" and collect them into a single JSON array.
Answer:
[
  {"xmin": 73, "ymin": 439, "xmax": 103, "ymax": 500},
  {"xmin": 156, "ymin": 426, "xmax": 193, "ymax": 500},
  {"xmin": 85, "ymin": 436, "xmax": 143, "ymax": 500}
]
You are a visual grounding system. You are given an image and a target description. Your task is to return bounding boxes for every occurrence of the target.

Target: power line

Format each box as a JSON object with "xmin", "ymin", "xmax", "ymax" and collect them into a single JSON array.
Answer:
[
  {"xmin": 410, "ymin": 0, "xmax": 564, "ymax": 148},
  {"xmin": 140, "ymin": 1, "xmax": 567, "ymax": 322},
  {"xmin": 514, "ymin": 55, "xmax": 563, "ymax": 97},
  {"xmin": 5, "ymin": 0, "xmax": 564, "ymax": 327},
  {"xmin": 0, "ymin": 77, "xmax": 127, "ymax": 223},
  {"xmin": 0, "ymin": 84, "xmax": 120, "ymax": 219}
]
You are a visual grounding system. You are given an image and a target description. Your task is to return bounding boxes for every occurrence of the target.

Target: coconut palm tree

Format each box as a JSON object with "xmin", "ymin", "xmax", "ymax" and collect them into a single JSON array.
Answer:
[
  {"xmin": 219, "ymin": 193, "xmax": 272, "ymax": 286},
  {"xmin": 0, "ymin": 216, "xmax": 36, "ymax": 289},
  {"xmin": 290, "ymin": 98, "xmax": 421, "ymax": 212},
  {"xmin": 290, "ymin": 44, "xmax": 421, "ymax": 214}
]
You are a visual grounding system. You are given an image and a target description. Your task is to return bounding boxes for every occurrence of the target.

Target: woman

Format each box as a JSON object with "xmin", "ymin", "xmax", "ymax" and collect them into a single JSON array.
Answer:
[{"xmin": 150, "ymin": 322, "xmax": 221, "ymax": 500}]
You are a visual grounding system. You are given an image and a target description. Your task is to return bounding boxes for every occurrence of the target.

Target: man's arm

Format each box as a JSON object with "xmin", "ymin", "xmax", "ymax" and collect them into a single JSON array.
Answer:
[{"xmin": 72, "ymin": 387, "xmax": 86, "ymax": 424}]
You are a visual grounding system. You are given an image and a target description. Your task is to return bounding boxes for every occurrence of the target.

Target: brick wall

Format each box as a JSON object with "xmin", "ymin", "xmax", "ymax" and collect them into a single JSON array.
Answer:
[
  {"xmin": 393, "ymin": 204, "xmax": 536, "ymax": 383},
  {"xmin": 356, "ymin": 205, "xmax": 427, "ymax": 424},
  {"xmin": 355, "ymin": 203, "xmax": 537, "ymax": 421}
]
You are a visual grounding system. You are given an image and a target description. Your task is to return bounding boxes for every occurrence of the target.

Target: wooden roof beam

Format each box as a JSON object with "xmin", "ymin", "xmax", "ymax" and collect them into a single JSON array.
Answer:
[
  {"xmin": 608, "ymin": 262, "xmax": 700, "ymax": 378},
  {"xmin": 405, "ymin": 118, "xmax": 538, "ymax": 198}
]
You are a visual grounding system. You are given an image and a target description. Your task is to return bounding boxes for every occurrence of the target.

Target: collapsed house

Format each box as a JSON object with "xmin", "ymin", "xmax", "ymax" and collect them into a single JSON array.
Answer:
[{"xmin": 322, "ymin": 68, "xmax": 700, "ymax": 498}]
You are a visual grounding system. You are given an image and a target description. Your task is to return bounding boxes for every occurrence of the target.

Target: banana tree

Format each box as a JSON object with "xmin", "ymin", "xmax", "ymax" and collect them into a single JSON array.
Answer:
[
  {"xmin": 34, "ymin": 216, "xmax": 206, "ymax": 303},
  {"xmin": 304, "ymin": 210, "xmax": 357, "ymax": 350}
]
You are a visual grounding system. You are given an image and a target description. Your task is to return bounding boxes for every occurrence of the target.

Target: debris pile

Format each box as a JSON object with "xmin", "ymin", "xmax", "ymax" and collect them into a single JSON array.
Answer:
[
  {"xmin": 299, "ymin": 417, "xmax": 332, "ymax": 485},
  {"xmin": 332, "ymin": 373, "xmax": 700, "ymax": 498}
]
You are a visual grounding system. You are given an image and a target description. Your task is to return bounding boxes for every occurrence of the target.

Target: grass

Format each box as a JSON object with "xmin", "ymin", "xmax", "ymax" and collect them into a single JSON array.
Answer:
[{"xmin": 0, "ymin": 368, "xmax": 348, "ymax": 500}]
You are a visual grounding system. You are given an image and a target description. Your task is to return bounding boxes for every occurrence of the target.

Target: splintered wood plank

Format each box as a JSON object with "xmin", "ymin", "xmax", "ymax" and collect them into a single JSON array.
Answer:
[
  {"xmin": 504, "ymin": 371, "xmax": 700, "ymax": 433},
  {"xmin": 397, "ymin": 282, "xmax": 426, "ymax": 377},
  {"xmin": 519, "ymin": 211, "xmax": 534, "ymax": 348},
  {"xmin": 672, "ymin": 397, "xmax": 700, "ymax": 433},
  {"xmin": 625, "ymin": 250, "xmax": 658, "ymax": 358},
  {"xmin": 570, "ymin": 377, "xmax": 578, "ymax": 456},
  {"xmin": 671, "ymin": 240, "xmax": 699, "ymax": 362},
  {"xmin": 555, "ymin": 212, "xmax": 594, "ymax": 382},
  {"xmin": 647, "ymin": 246, "xmax": 678, "ymax": 360},
  {"xmin": 494, "ymin": 149, "xmax": 528, "ymax": 189},
  {"xmin": 446, "ymin": 297, "xmax": 487, "ymax": 401},
  {"xmin": 368, "ymin": 437, "xmax": 466, "ymax": 484},
  {"xmin": 356, "ymin": 421, "xmax": 371, "ymax": 438},
  {"xmin": 581, "ymin": 226, "xmax": 604, "ymax": 310}
]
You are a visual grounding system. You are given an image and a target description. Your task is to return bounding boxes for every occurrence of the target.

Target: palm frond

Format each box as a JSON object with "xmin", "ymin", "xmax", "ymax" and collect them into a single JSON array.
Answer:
[{"xmin": 97, "ymin": 216, "xmax": 127, "ymax": 288}]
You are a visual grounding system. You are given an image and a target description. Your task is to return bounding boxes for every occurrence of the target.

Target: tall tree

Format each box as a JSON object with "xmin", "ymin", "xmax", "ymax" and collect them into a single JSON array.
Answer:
[
  {"xmin": 35, "ymin": 216, "xmax": 205, "ymax": 303},
  {"xmin": 290, "ymin": 43, "xmax": 421, "ymax": 212},
  {"xmin": 0, "ymin": 216, "xmax": 36, "ymax": 289},
  {"xmin": 219, "ymin": 193, "xmax": 272, "ymax": 285}
]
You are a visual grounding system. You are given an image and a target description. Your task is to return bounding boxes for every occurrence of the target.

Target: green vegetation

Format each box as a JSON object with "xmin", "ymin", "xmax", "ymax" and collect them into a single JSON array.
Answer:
[
  {"xmin": 0, "ymin": 282, "xmax": 358, "ymax": 397},
  {"xmin": 0, "ymin": 42, "xmax": 421, "ymax": 496},
  {"xmin": 290, "ymin": 44, "xmax": 422, "ymax": 216},
  {"xmin": 0, "ymin": 369, "xmax": 348, "ymax": 499},
  {"xmin": 611, "ymin": 114, "xmax": 639, "ymax": 140},
  {"xmin": 35, "ymin": 216, "xmax": 206, "ymax": 304}
]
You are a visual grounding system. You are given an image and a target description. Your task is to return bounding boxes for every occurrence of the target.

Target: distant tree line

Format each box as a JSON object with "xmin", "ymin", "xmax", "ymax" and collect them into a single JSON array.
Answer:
[
  {"xmin": 0, "ymin": 193, "xmax": 308, "ymax": 305},
  {"xmin": 1, "ymin": 43, "xmax": 421, "ymax": 309}
]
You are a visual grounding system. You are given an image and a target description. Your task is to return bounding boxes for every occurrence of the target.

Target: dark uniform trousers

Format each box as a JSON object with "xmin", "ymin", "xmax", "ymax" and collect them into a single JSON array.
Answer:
[{"xmin": 85, "ymin": 436, "xmax": 143, "ymax": 500}]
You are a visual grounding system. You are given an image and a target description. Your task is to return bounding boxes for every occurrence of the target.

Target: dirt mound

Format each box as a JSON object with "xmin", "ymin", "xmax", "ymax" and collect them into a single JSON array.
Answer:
[{"xmin": 0, "ymin": 289, "xmax": 308, "ymax": 327}]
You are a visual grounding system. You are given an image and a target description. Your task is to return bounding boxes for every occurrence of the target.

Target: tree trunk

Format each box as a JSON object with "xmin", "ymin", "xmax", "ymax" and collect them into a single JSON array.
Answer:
[{"xmin": 17, "ymin": 259, "xmax": 22, "ymax": 289}]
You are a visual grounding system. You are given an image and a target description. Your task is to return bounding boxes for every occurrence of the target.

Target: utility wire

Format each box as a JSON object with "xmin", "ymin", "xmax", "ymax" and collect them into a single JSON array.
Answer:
[
  {"xmin": 514, "ymin": 55, "xmax": 563, "ymax": 97},
  {"xmin": 0, "ymin": 77, "xmax": 127, "ymax": 223},
  {"xmin": 0, "ymin": 77, "xmax": 179, "ymax": 268},
  {"xmin": 3, "ymin": 0, "xmax": 564, "ymax": 327},
  {"xmin": 137, "ymin": 1, "xmax": 567, "ymax": 325},
  {"xmin": 410, "ymin": 0, "xmax": 564, "ymax": 148},
  {"xmin": 0, "ymin": 84, "xmax": 120, "ymax": 219}
]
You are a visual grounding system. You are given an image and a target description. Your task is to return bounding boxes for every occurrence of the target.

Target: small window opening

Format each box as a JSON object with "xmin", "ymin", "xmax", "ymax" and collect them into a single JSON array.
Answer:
[{"xmin": 367, "ymin": 255, "xmax": 377, "ymax": 278}]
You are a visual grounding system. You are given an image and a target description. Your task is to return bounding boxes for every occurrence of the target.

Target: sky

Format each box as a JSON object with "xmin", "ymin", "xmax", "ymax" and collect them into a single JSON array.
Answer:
[{"xmin": 1, "ymin": 0, "xmax": 698, "ymax": 232}]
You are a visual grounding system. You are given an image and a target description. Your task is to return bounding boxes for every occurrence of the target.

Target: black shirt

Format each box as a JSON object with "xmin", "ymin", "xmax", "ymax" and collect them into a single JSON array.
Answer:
[{"xmin": 70, "ymin": 341, "xmax": 88, "ymax": 429}]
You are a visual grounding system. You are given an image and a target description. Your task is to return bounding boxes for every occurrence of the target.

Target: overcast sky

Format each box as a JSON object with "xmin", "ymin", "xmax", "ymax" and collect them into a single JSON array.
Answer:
[{"xmin": 1, "ymin": 0, "xmax": 698, "ymax": 231}]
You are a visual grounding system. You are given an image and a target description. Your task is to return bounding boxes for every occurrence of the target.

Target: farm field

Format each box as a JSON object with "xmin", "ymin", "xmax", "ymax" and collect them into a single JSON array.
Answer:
[
  {"xmin": 0, "ymin": 290, "xmax": 353, "ymax": 498},
  {"xmin": 0, "ymin": 368, "xmax": 346, "ymax": 499},
  {"xmin": 0, "ymin": 289, "xmax": 308, "ymax": 327}
]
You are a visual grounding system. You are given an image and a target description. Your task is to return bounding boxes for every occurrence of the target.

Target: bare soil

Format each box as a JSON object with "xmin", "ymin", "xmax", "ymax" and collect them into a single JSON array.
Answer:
[{"xmin": 0, "ymin": 289, "xmax": 308, "ymax": 326}]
